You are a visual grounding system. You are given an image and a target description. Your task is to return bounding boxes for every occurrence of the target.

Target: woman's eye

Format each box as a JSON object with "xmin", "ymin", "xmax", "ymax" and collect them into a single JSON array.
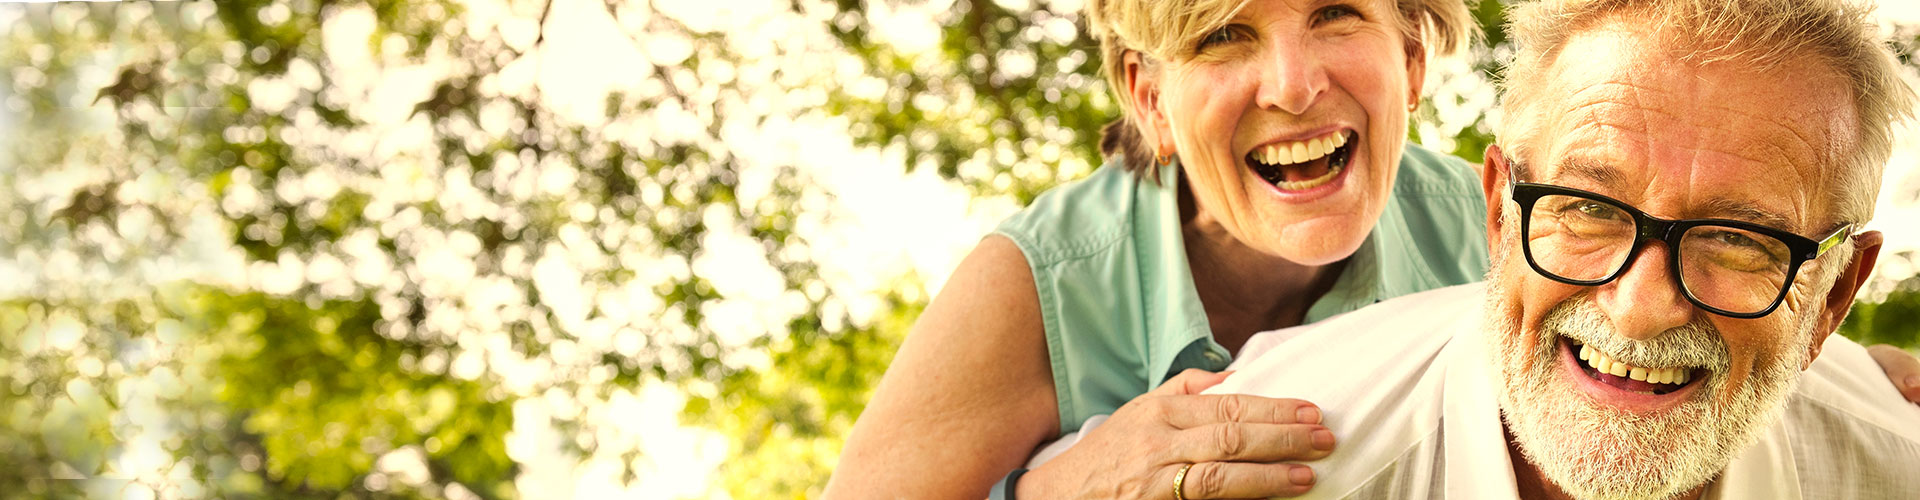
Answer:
[
  {"xmin": 1198, "ymin": 26, "xmax": 1241, "ymax": 49},
  {"xmin": 1315, "ymin": 5, "xmax": 1360, "ymax": 24}
]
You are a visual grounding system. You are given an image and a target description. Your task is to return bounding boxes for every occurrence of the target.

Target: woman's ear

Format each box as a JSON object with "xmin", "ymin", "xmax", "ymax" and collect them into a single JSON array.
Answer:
[
  {"xmin": 1124, "ymin": 51, "xmax": 1174, "ymax": 159},
  {"xmin": 1404, "ymin": 30, "xmax": 1428, "ymax": 111}
]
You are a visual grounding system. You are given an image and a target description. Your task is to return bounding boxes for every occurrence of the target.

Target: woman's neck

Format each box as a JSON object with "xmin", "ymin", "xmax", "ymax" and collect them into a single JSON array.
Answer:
[{"xmin": 1176, "ymin": 175, "xmax": 1347, "ymax": 356}]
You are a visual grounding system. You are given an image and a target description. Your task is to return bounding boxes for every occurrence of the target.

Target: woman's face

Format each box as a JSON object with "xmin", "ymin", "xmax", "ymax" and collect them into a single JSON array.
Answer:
[{"xmin": 1142, "ymin": 0, "xmax": 1423, "ymax": 265}]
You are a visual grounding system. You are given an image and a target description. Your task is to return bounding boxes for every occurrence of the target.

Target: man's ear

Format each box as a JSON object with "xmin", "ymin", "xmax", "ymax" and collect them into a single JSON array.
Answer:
[
  {"xmin": 1804, "ymin": 230, "xmax": 1884, "ymax": 368},
  {"xmin": 1483, "ymin": 144, "xmax": 1510, "ymax": 253},
  {"xmin": 1124, "ymin": 51, "xmax": 1174, "ymax": 158}
]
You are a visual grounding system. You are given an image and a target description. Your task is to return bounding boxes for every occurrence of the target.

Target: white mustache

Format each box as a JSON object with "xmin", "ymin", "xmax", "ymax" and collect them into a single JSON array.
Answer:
[{"xmin": 1538, "ymin": 296, "xmax": 1731, "ymax": 372}]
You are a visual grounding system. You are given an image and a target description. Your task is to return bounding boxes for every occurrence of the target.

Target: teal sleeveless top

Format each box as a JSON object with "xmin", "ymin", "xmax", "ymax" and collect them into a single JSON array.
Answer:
[{"xmin": 992, "ymin": 144, "xmax": 1490, "ymax": 435}]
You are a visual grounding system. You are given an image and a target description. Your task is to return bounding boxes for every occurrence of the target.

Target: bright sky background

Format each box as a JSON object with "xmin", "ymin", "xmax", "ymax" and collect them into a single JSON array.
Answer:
[{"xmin": 1856, "ymin": 1, "xmax": 1920, "ymax": 296}]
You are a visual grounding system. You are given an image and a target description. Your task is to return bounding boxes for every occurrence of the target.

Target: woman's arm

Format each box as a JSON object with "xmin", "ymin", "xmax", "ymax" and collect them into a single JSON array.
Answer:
[
  {"xmin": 825, "ymin": 236, "xmax": 1334, "ymax": 499},
  {"xmin": 824, "ymin": 235, "xmax": 1062, "ymax": 499},
  {"xmin": 1868, "ymin": 344, "xmax": 1920, "ymax": 404}
]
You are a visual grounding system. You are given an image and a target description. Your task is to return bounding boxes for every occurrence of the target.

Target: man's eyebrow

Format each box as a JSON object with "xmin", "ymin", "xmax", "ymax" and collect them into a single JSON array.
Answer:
[
  {"xmin": 1699, "ymin": 198, "xmax": 1796, "ymax": 233},
  {"xmin": 1549, "ymin": 159, "xmax": 1801, "ymax": 232},
  {"xmin": 1551, "ymin": 159, "xmax": 1625, "ymax": 191}
]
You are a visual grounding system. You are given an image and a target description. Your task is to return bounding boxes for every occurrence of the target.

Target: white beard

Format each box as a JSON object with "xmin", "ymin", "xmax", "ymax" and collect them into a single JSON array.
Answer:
[{"xmin": 1482, "ymin": 263, "xmax": 1812, "ymax": 500}]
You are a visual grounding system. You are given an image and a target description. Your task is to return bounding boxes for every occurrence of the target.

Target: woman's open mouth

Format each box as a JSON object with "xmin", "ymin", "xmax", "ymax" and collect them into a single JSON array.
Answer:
[{"xmin": 1246, "ymin": 130, "xmax": 1353, "ymax": 192}]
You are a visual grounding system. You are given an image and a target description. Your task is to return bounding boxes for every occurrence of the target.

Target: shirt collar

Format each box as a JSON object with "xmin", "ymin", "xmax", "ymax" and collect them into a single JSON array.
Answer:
[
  {"xmin": 1708, "ymin": 414, "xmax": 1802, "ymax": 499},
  {"xmin": 1140, "ymin": 165, "xmax": 1223, "ymax": 386},
  {"xmin": 1442, "ymin": 314, "xmax": 1523, "ymax": 500},
  {"xmin": 1304, "ymin": 188, "xmax": 1444, "ymax": 323}
]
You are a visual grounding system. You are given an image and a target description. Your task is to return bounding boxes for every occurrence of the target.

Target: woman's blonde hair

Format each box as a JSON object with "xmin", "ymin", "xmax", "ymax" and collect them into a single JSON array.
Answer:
[{"xmin": 1083, "ymin": 0, "xmax": 1477, "ymax": 180}]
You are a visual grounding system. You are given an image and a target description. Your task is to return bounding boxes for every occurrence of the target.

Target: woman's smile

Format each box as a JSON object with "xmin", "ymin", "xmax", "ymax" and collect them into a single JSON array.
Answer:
[{"xmin": 1247, "ymin": 129, "xmax": 1354, "ymax": 192}]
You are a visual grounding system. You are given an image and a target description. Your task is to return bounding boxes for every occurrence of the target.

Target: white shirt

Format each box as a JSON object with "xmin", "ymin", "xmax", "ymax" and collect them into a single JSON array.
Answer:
[{"xmin": 1027, "ymin": 283, "xmax": 1920, "ymax": 499}]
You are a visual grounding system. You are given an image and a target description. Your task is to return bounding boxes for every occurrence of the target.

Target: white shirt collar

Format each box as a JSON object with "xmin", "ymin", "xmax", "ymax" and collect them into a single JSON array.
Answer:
[
  {"xmin": 1710, "ymin": 420, "xmax": 1802, "ymax": 500},
  {"xmin": 1441, "ymin": 322, "xmax": 1522, "ymax": 500}
]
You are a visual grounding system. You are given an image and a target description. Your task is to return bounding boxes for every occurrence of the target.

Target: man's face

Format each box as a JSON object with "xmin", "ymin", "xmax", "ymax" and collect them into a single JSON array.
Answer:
[{"xmin": 1482, "ymin": 22, "xmax": 1861, "ymax": 500}]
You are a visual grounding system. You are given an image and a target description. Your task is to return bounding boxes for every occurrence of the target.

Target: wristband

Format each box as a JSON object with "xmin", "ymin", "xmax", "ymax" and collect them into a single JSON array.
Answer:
[{"xmin": 989, "ymin": 467, "xmax": 1030, "ymax": 500}]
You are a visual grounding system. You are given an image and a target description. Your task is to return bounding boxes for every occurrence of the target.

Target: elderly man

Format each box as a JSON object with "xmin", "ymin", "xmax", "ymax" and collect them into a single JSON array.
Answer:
[{"xmin": 1028, "ymin": 0, "xmax": 1920, "ymax": 498}]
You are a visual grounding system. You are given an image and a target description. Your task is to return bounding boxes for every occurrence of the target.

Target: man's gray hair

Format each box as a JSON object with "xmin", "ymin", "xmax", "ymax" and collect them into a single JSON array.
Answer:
[{"xmin": 1498, "ymin": 0, "xmax": 1916, "ymax": 226}]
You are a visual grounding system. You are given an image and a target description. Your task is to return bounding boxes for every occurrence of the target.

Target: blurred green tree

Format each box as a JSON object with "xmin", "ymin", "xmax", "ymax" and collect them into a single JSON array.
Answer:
[{"xmin": 1, "ymin": 1, "xmax": 1915, "ymax": 499}]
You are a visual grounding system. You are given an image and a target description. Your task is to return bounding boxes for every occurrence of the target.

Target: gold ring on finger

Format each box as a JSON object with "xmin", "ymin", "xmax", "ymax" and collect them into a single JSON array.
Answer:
[{"xmin": 1173, "ymin": 462, "xmax": 1196, "ymax": 500}]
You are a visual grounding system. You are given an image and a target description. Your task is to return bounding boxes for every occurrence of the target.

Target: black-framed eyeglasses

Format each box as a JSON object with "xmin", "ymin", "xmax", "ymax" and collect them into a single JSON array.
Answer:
[{"xmin": 1508, "ymin": 179, "xmax": 1852, "ymax": 318}]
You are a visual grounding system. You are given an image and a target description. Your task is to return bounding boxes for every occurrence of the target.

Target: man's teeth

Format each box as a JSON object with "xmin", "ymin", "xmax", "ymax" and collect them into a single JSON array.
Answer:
[
  {"xmin": 1578, "ymin": 344, "xmax": 1691, "ymax": 385},
  {"xmin": 1258, "ymin": 132, "xmax": 1348, "ymax": 166}
]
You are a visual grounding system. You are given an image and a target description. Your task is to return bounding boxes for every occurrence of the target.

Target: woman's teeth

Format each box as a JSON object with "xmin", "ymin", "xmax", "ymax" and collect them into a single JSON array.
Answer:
[
  {"xmin": 1256, "ymin": 132, "xmax": 1348, "ymax": 166},
  {"xmin": 1249, "ymin": 131, "xmax": 1352, "ymax": 191},
  {"xmin": 1579, "ymin": 343, "xmax": 1692, "ymax": 385}
]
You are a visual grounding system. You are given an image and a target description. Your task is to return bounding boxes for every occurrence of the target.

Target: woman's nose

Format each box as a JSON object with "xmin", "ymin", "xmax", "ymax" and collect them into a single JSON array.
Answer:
[{"xmin": 1255, "ymin": 38, "xmax": 1329, "ymax": 115}]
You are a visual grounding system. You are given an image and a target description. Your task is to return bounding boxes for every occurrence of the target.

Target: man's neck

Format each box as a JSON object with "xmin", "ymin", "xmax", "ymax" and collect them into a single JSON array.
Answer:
[{"xmin": 1503, "ymin": 425, "xmax": 1710, "ymax": 500}]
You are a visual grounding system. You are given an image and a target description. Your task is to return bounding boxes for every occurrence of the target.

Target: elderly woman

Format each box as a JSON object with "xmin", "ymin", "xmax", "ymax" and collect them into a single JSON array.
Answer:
[{"xmin": 825, "ymin": 0, "xmax": 1920, "ymax": 498}]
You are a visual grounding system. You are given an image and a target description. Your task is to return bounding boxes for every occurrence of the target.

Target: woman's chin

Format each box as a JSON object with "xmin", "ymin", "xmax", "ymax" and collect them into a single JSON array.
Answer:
[{"xmin": 1251, "ymin": 220, "xmax": 1371, "ymax": 266}]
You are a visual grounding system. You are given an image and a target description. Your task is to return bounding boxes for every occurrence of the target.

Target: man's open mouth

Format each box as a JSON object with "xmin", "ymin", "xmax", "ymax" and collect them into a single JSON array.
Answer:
[
  {"xmin": 1562, "ymin": 337, "xmax": 1703, "ymax": 396},
  {"xmin": 1246, "ymin": 131, "xmax": 1352, "ymax": 191}
]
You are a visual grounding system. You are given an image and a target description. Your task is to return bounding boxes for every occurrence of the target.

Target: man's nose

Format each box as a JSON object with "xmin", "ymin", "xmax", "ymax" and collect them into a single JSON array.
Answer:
[
  {"xmin": 1255, "ymin": 38, "xmax": 1328, "ymax": 115},
  {"xmin": 1596, "ymin": 243, "xmax": 1695, "ymax": 340}
]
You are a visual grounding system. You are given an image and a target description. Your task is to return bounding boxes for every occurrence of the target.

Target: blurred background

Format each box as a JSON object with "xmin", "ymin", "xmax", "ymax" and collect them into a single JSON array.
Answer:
[{"xmin": 1, "ymin": 0, "xmax": 1918, "ymax": 498}]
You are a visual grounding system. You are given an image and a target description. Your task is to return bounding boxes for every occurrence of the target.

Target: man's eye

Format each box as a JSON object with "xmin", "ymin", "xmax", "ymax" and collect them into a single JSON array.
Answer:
[
  {"xmin": 1687, "ymin": 228, "xmax": 1788, "ymax": 272},
  {"xmin": 1708, "ymin": 230, "xmax": 1765, "ymax": 250},
  {"xmin": 1574, "ymin": 201, "xmax": 1624, "ymax": 220}
]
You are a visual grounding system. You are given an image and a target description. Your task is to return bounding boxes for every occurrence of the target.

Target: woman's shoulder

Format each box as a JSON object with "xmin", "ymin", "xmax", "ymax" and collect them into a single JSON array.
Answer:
[
  {"xmin": 993, "ymin": 160, "xmax": 1153, "ymax": 265},
  {"xmin": 1385, "ymin": 143, "xmax": 1490, "ymax": 231},
  {"xmin": 1375, "ymin": 143, "xmax": 1491, "ymax": 286},
  {"xmin": 1394, "ymin": 143, "xmax": 1484, "ymax": 198}
]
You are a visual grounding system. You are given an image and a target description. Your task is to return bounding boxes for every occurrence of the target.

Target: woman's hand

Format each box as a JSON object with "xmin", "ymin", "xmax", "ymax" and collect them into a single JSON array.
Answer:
[
  {"xmin": 1017, "ymin": 369, "xmax": 1334, "ymax": 499},
  {"xmin": 1867, "ymin": 344, "xmax": 1920, "ymax": 404}
]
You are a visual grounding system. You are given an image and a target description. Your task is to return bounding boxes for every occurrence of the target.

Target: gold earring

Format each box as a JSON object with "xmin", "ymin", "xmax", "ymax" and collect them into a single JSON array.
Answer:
[
  {"xmin": 1155, "ymin": 152, "xmax": 1171, "ymax": 166},
  {"xmin": 1407, "ymin": 101, "xmax": 1419, "ymax": 113}
]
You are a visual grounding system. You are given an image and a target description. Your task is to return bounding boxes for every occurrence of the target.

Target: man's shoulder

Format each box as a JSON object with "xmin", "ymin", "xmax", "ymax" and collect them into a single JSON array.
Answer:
[
  {"xmin": 1776, "ymin": 336, "xmax": 1920, "ymax": 495},
  {"xmin": 1794, "ymin": 336, "xmax": 1920, "ymax": 443}
]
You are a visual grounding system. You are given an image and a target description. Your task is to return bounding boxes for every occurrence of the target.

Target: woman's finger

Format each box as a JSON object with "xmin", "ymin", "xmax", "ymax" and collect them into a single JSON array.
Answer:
[
  {"xmin": 1156, "ymin": 393, "xmax": 1324, "ymax": 429},
  {"xmin": 1151, "ymin": 368, "xmax": 1237, "ymax": 396},
  {"xmin": 1172, "ymin": 422, "xmax": 1335, "ymax": 463},
  {"xmin": 1164, "ymin": 461, "xmax": 1316, "ymax": 499},
  {"xmin": 1866, "ymin": 344, "xmax": 1920, "ymax": 404}
]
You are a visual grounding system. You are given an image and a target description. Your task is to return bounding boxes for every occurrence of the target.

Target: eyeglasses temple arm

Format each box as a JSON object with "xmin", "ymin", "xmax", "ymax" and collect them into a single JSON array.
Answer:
[{"xmin": 1813, "ymin": 223, "xmax": 1855, "ymax": 257}]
